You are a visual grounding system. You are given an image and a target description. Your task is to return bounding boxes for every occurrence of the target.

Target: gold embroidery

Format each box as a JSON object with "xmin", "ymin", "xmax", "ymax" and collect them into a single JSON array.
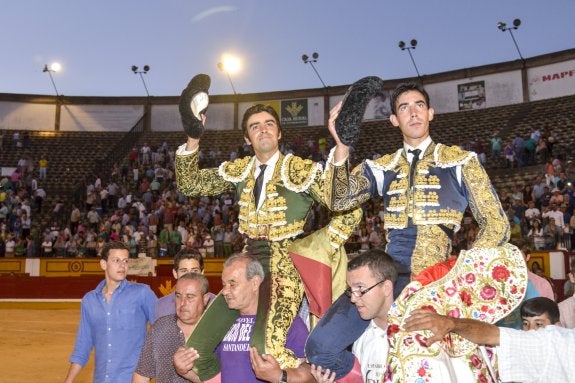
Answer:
[
  {"xmin": 282, "ymin": 154, "xmax": 319, "ymax": 192},
  {"xmin": 219, "ymin": 156, "xmax": 253, "ymax": 181},
  {"xmin": 435, "ymin": 144, "xmax": 474, "ymax": 167},
  {"xmin": 413, "ymin": 207, "xmax": 463, "ymax": 225},
  {"xmin": 265, "ymin": 240, "xmax": 303, "ymax": 369},
  {"xmin": 416, "ymin": 174, "xmax": 440, "ymax": 188},
  {"xmin": 175, "ymin": 151, "xmax": 234, "ymax": 196},
  {"xmin": 388, "ymin": 194, "xmax": 407, "ymax": 210},
  {"xmin": 461, "ymin": 156, "xmax": 510, "ymax": 247},
  {"xmin": 389, "ymin": 176, "xmax": 408, "ymax": 194},
  {"xmin": 414, "ymin": 190, "xmax": 440, "ymax": 206},
  {"xmin": 327, "ymin": 162, "xmax": 372, "ymax": 211},
  {"xmin": 411, "ymin": 225, "xmax": 451, "ymax": 276},
  {"xmin": 370, "ymin": 152, "xmax": 398, "ymax": 168}
]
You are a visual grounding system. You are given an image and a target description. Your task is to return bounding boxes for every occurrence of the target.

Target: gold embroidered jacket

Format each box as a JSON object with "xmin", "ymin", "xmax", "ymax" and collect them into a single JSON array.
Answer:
[
  {"xmin": 323, "ymin": 142, "xmax": 509, "ymax": 274},
  {"xmin": 175, "ymin": 145, "xmax": 360, "ymax": 249}
]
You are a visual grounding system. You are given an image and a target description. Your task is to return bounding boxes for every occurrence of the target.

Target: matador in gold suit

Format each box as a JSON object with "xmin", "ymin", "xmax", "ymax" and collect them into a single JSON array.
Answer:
[
  {"xmin": 306, "ymin": 81, "xmax": 512, "ymax": 382},
  {"xmin": 175, "ymin": 103, "xmax": 361, "ymax": 381}
]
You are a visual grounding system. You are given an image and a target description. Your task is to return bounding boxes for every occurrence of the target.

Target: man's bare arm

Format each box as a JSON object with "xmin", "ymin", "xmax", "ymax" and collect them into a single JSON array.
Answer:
[{"xmin": 404, "ymin": 309, "xmax": 500, "ymax": 346}]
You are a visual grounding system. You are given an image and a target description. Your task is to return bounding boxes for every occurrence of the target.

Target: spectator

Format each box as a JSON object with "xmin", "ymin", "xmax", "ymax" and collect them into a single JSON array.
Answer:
[
  {"xmin": 38, "ymin": 155, "xmax": 48, "ymax": 180},
  {"xmin": 524, "ymin": 133, "xmax": 536, "ymax": 165},
  {"xmin": 538, "ymin": 186, "xmax": 552, "ymax": 210},
  {"xmin": 5, "ymin": 233, "xmax": 15, "ymax": 258},
  {"xmin": 520, "ymin": 245, "xmax": 555, "ymax": 301},
  {"xmin": 41, "ymin": 236, "xmax": 53, "ymax": 257},
  {"xmin": 490, "ymin": 134, "xmax": 502, "ymax": 165},
  {"xmin": 63, "ymin": 241, "xmax": 157, "ymax": 383},
  {"xmin": 34, "ymin": 186, "xmax": 46, "ymax": 214},
  {"xmin": 155, "ymin": 248, "xmax": 214, "ymax": 319},
  {"xmin": 543, "ymin": 202, "xmax": 564, "ymax": 229},
  {"xmin": 543, "ymin": 217, "xmax": 561, "ymax": 249},
  {"xmin": 524, "ymin": 200, "xmax": 541, "ymax": 225},
  {"xmin": 504, "ymin": 140, "xmax": 515, "ymax": 168},
  {"xmin": 520, "ymin": 297, "xmax": 560, "ymax": 330},
  {"xmin": 133, "ymin": 273, "xmax": 210, "ymax": 383},
  {"xmin": 222, "ymin": 224, "xmax": 235, "ymax": 257},
  {"xmin": 527, "ymin": 219, "xmax": 545, "ymax": 250},
  {"xmin": 12, "ymin": 130, "xmax": 20, "ymax": 147}
]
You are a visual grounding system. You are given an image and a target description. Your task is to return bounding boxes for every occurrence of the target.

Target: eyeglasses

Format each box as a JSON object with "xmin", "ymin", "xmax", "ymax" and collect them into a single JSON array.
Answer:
[
  {"xmin": 108, "ymin": 258, "xmax": 130, "ymax": 266},
  {"xmin": 344, "ymin": 279, "xmax": 386, "ymax": 298}
]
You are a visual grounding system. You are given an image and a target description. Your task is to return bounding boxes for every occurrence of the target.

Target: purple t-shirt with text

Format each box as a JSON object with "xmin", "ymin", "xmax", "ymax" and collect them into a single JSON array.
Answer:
[{"xmin": 216, "ymin": 314, "xmax": 308, "ymax": 382}]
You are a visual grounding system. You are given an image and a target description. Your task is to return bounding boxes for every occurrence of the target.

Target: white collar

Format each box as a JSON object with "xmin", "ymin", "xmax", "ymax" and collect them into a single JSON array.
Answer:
[
  {"xmin": 404, "ymin": 136, "xmax": 432, "ymax": 161},
  {"xmin": 255, "ymin": 150, "xmax": 280, "ymax": 172}
]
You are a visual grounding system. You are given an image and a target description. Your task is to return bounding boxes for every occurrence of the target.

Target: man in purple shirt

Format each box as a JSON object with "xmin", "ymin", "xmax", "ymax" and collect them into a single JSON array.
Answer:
[
  {"xmin": 64, "ymin": 241, "xmax": 157, "ymax": 383},
  {"xmin": 174, "ymin": 254, "xmax": 311, "ymax": 383}
]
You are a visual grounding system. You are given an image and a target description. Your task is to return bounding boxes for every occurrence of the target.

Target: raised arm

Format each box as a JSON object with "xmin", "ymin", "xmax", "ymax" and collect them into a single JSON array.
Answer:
[{"xmin": 327, "ymin": 101, "xmax": 350, "ymax": 164}]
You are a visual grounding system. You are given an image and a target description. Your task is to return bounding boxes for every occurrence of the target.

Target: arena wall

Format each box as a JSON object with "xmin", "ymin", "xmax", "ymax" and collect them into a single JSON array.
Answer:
[{"xmin": 1, "ymin": 49, "xmax": 573, "ymax": 133}]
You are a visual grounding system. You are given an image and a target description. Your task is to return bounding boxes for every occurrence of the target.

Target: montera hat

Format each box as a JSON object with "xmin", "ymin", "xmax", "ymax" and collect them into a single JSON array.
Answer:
[
  {"xmin": 179, "ymin": 74, "xmax": 211, "ymax": 139},
  {"xmin": 335, "ymin": 76, "xmax": 386, "ymax": 146}
]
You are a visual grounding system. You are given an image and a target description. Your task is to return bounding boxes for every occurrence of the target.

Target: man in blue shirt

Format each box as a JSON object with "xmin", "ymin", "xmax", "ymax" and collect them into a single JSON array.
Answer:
[{"xmin": 64, "ymin": 241, "xmax": 157, "ymax": 383}]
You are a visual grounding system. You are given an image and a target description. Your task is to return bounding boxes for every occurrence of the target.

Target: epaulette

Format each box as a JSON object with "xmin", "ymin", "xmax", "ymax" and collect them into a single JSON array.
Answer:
[
  {"xmin": 218, "ymin": 156, "xmax": 253, "ymax": 183},
  {"xmin": 366, "ymin": 149, "xmax": 402, "ymax": 172},
  {"xmin": 281, "ymin": 153, "xmax": 322, "ymax": 192},
  {"xmin": 434, "ymin": 144, "xmax": 476, "ymax": 168}
]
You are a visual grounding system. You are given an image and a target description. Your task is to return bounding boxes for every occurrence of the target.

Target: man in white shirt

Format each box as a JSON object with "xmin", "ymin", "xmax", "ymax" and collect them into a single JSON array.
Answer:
[
  {"xmin": 524, "ymin": 201, "xmax": 541, "ymax": 224},
  {"xmin": 405, "ymin": 308, "xmax": 575, "ymax": 383},
  {"xmin": 308, "ymin": 249, "xmax": 396, "ymax": 382},
  {"xmin": 543, "ymin": 202, "xmax": 564, "ymax": 229}
]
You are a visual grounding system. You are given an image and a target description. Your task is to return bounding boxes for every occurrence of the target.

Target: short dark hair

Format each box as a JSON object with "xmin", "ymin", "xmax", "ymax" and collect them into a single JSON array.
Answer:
[
  {"xmin": 390, "ymin": 82, "xmax": 430, "ymax": 115},
  {"xmin": 173, "ymin": 248, "xmax": 204, "ymax": 271},
  {"xmin": 347, "ymin": 248, "xmax": 398, "ymax": 284},
  {"xmin": 177, "ymin": 272, "xmax": 210, "ymax": 295},
  {"xmin": 520, "ymin": 297, "xmax": 560, "ymax": 323},
  {"xmin": 101, "ymin": 241, "xmax": 129, "ymax": 260},
  {"xmin": 241, "ymin": 104, "xmax": 282, "ymax": 138}
]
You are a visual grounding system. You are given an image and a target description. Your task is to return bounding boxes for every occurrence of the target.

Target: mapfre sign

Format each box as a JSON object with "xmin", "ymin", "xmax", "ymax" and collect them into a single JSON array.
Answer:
[
  {"xmin": 529, "ymin": 59, "xmax": 575, "ymax": 100},
  {"xmin": 542, "ymin": 70, "xmax": 575, "ymax": 81}
]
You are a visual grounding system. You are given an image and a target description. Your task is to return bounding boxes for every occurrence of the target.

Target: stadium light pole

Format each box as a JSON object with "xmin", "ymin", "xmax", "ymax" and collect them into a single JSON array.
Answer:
[
  {"xmin": 497, "ymin": 18, "xmax": 525, "ymax": 62},
  {"xmin": 218, "ymin": 54, "xmax": 241, "ymax": 132},
  {"xmin": 131, "ymin": 65, "xmax": 151, "ymax": 97},
  {"xmin": 217, "ymin": 62, "xmax": 237, "ymax": 96},
  {"xmin": 398, "ymin": 39, "xmax": 422, "ymax": 81},
  {"xmin": 43, "ymin": 63, "xmax": 61, "ymax": 96},
  {"xmin": 218, "ymin": 54, "xmax": 241, "ymax": 96},
  {"xmin": 302, "ymin": 52, "xmax": 327, "ymax": 88}
]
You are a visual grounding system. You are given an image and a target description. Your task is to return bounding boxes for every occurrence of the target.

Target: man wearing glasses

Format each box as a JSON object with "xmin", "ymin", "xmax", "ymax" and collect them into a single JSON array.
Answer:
[
  {"xmin": 308, "ymin": 249, "xmax": 397, "ymax": 383},
  {"xmin": 64, "ymin": 241, "xmax": 157, "ymax": 383}
]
